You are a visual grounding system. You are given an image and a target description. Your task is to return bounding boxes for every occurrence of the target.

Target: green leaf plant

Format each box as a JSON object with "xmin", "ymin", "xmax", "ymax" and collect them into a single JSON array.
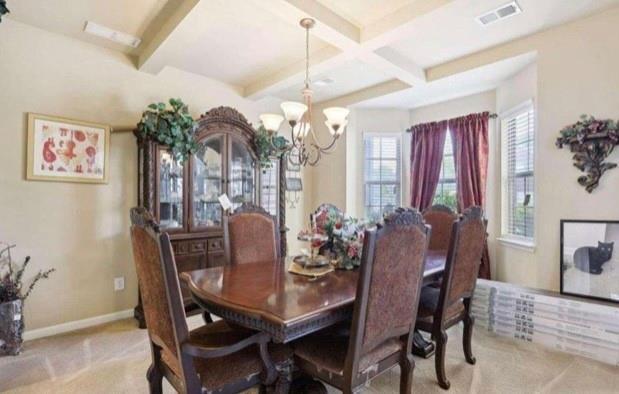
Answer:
[{"xmin": 137, "ymin": 98, "xmax": 199, "ymax": 162}]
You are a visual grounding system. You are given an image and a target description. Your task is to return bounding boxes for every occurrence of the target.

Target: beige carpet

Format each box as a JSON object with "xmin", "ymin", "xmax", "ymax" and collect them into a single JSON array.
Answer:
[{"xmin": 1, "ymin": 316, "xmax": 618, "ymax": 394}]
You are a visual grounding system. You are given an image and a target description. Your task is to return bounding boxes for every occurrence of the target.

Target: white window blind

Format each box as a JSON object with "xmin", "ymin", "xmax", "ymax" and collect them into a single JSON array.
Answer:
[
  {"xmin": 363, "ymin": 134, "xmax": 401, "ymax": 221},
  {"xmin": 501, "ymin": 102, "xmax": 535, "ymax": 240},
  {"xmin": 433, "ymin": 134, "xmax": 457, "ymax": 210}
]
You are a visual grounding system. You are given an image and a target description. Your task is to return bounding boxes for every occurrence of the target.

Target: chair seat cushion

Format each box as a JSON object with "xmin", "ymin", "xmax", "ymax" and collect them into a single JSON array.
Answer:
[
  {"xmin": 417, "ymin": 286, "xmax": 464, "ymax": 322},
  {"xmin": 293, "ymin": 326, "xmax": 402, "ymax": 376},
  {"xmin": 161, "ymin": 320, "xmax": 291, "ymax": 392}
]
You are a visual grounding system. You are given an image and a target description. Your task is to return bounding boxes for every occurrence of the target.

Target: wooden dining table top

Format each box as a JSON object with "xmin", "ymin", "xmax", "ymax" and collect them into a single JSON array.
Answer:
[{"xmin": 181, "ymin": 250, "xmax": 446, "ymax": 343}]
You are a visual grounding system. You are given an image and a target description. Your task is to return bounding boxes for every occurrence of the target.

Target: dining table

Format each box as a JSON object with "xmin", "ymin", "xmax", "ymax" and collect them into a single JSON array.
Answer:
[{"xmin": 180, "ymin": 250, "xmax": 446, "ymax": 358}]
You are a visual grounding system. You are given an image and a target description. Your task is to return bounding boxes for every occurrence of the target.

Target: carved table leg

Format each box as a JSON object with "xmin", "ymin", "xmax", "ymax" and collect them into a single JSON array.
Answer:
[{"xmin": 412, "ymin": 330, "xmax": 435, "ymax": 358}]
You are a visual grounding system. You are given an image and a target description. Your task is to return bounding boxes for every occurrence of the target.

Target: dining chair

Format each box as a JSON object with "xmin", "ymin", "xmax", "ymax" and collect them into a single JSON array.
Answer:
[
  {"xmin": 415, "ymin": 206, "xmax": 487, "ymax": 390},
  {"xmin": 422, "ymin": 204, "xmax": 458, "ymax": 251},
  {"xmin": 293, "ymin": 208, "xmax": 431, "ymax": 394},
  {"xmin": 223, "ymin": 203, "xmax": 280, "ymax": 265},
  {"xmin": 129, "ymin": 207, "xmax": 291, "ymax": 394}
]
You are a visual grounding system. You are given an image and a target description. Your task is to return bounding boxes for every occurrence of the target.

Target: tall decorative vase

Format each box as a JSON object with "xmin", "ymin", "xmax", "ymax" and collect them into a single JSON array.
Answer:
[{"xmin": 0, "ymin": 299, "xmax": 24, "ymax": 356}]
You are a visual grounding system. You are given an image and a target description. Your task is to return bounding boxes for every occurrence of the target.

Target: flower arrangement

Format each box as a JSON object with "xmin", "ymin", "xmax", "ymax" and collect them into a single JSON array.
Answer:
[
  {"xmin": 1, "ymin": 243, "xmax": 54, "ymax": 304},
  {"xmin": 137, "ymin": 98, "xmax": 199, "ymax": 162},
  {"xmin": 309, "ymin": 207, "xmax": 371, "ymax": 270},
  {"xmin": 331, "ymin": 218, "xmax": 367, "ymax": 270}
]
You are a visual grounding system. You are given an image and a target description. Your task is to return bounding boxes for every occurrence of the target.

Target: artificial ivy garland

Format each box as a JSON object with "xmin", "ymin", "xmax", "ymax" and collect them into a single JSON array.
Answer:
[
  {"xmin": 137, "ymin": 98, "xmax": 199, "ymax": 162},
  {"xmin": 254, "ymin": 125, "xmax": 288, "ymax": 169}
]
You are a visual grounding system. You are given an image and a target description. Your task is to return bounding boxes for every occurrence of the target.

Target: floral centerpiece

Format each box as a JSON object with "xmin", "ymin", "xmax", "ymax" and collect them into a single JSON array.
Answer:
[
  {"xmin": 307, "ymin": 207, "xmax": 372, "ymax": 270},
  {"xmin": 331, "ymin": 218, "xmax": 368, "ymax": 270}
]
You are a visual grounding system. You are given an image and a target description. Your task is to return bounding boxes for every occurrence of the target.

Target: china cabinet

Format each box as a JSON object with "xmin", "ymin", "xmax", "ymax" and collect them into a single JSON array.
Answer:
[{"xmin": 134, "ymin": 106, "xmax": 287, "ymax": 327}]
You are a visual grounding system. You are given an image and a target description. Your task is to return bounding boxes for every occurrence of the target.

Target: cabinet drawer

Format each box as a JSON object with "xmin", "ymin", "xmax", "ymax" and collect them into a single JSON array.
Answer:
[
  {"xmin": 208, "ymin": 238, "xmax": 224, "ymax": 252},
  {"xmin": 173, "ymin": 241, "xmax": 189, "ymax": 255},
  {"xmin": 190, "ymin": 241, "xmax": 206, "ymax": 253}
]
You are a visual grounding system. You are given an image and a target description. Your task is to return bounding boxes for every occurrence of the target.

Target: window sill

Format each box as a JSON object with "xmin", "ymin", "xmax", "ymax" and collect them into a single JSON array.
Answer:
[{"xmin": 497, "ymin": 237, "xmax": 536, "ymax": 253}]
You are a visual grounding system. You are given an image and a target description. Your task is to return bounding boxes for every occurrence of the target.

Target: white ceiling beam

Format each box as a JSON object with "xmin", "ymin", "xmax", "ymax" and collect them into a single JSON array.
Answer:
[
  {"xmin": 425, "ymin": 31, "xmax": 538, "ymax": 82},
  {"xmin": 250, "ymin": 0, "xmax": 360, "ymax": 49},
  {"xmin": 315, "ymin": 79, "xmax": 411, "ymax": 108},
  {"xmin": 137, "ymin": 0, "xmax": 199, "ymax": 74},
  {"xmin": 243, "ymin": 46, "xmax": 348, "ymax": 100},
  {"xmin": 361, "ymin": 0, "xmax": 454, "ymax": 49},
  {"xmin": 245, "ymin": 0, "xmax": 448, "ymax": 99},
  {"xmin": 365, "ymin": 47, "xmax": 426, "ymax": 84}
]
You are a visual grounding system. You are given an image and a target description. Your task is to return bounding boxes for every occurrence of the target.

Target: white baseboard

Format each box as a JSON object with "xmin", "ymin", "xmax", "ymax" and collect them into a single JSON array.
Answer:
[{"xmin": 23, "ymin": 309, "xmax": 134, "ymax": 341}]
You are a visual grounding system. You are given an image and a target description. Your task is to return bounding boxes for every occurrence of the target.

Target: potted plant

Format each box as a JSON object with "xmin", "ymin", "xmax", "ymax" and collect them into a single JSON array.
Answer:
[
  {"xmin": 137, "ymin": 98, "xmax": 199, "ymax": 162},
  {"xmin": 0, "ymin": 1, "xmax": 9, "ymax": 23},
  {"xmin": 0, "ymin": 243, "xmax": 54, "ymax": 356}
]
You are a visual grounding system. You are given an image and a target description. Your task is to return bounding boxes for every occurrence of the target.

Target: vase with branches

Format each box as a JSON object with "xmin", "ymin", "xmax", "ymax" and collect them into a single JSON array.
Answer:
[
  {"xmin": 0, "ymin": 243, "xmax": 54, "ymax": 356},
  {"xmin": 0, "ymin": 1, "xmax": 9, "ymax": 23}
]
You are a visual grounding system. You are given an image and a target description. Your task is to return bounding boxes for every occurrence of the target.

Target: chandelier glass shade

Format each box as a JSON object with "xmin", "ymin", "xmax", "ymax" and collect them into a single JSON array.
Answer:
[{"xmin": 258, "ymin": 18, "xmax": 349, "ymax": 167}]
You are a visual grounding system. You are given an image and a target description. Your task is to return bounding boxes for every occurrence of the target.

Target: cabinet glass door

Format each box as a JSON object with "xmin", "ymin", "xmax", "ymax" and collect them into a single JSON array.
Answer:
[
  {"xmin": 193, "ymin": 135, "xmax": 224, "ymax": 228},
  {"xmin": 260, "ymin": 160, "xmax": 279, "ymax": 218},
  {"xmin": 229, "ymin": 139, "xmax": 256, "ymax": 211},
  {"xmin": 158, "ymin": 150, "xmax": 184, "ymax": 230}
]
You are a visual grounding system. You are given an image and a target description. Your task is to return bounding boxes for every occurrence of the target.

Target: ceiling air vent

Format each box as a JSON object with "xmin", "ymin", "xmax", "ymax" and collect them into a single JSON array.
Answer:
[{"xmin": 476, "ymin": 1, "xmax": 522, "ymax": 26}]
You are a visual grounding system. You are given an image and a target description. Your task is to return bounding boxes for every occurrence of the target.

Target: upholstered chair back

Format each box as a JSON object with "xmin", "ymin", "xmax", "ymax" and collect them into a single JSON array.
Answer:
[
  {"xmin": 347, "ymin": 208, "xmax": 430, "ymax": 376},
  {"xmin": 224, "ymin": 203, "xmax": 280, "ymax": 265},
  {"xmin": 423, "ymin": 204, "xmax": 458, "ymax": 251},
  {"xmin": 129, "ymin": 207, "xmax": 188, "ymax": 373},
  {"xmin": 440, "ymin": 206, "xmax": 487, "ymax": 309}
]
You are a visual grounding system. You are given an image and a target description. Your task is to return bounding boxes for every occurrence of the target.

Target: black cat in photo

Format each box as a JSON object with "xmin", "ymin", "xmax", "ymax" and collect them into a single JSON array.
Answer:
[{"xmin": 573, "ymin": 241, "xmax": 614, "ymax": 275}]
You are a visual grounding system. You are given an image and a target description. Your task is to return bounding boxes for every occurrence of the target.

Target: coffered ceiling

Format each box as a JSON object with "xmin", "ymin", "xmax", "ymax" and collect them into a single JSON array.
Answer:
[{"xmin": 6, "ymin": 0, "xmax": 619, "ymax": 108}]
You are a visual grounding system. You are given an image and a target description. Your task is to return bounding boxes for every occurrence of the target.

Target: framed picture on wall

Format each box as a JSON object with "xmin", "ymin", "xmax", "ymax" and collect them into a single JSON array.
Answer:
[
  {"xmin": 27, "ymin": 113, "xmax": 110, "ymax": 184},
  {"xmin": 560, "ymin": 219, "xmax": 619, "ymax": 304}
]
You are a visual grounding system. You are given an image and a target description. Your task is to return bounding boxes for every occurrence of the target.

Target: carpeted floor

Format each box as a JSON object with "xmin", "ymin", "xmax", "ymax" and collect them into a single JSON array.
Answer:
[{"xmin": 1, "ymin": 316, "xmax": 618, "ymax": 393}]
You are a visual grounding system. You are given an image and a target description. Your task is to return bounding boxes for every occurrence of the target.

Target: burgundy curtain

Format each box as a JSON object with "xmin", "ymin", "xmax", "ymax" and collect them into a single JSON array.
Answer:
[
  {"xmin": 409, "ymin": 120, "xmax": 448, "ymax": 211},
  {"xmin": 449, "ymin": 112, "xmax": 491, "ymax": 279}
]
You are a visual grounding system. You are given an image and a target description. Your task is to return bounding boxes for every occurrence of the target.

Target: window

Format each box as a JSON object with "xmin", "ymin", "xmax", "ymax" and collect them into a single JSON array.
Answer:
[
  {"xmin": 433, "ymin": 135, "xmax": 457, "ymax": 210},
  {"xmin": 364, "ymin": 134, "xmax": 401, "ymax": 221},
  {"xmin": 501, "ymin": 101, "xmax": 535, "ymax": 241}
]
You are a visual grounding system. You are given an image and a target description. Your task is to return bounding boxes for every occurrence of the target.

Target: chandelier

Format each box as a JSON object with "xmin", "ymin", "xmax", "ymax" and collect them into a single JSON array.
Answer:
[{"xmin": 259, "ymin": 18, "xmax": 349, "ymax": 167}]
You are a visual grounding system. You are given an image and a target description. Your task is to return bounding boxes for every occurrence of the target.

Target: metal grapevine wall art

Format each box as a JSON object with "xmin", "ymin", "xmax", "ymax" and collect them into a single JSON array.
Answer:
[{"xmin": 556, "ymin": 115, "xmax": 619, "ymax": 193}]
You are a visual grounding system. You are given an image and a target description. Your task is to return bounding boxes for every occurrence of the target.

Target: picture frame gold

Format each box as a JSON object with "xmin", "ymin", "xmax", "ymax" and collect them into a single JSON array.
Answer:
[{"xmin": 26, "ymin": 113, "xmax": 110, "ymax": 184}]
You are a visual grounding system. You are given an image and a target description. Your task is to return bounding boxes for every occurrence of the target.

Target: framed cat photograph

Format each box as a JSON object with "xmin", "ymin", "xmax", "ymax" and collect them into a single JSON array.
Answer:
[{"xmin": 561, "ymin": 220, "xmax": 619, "ymax": 304}]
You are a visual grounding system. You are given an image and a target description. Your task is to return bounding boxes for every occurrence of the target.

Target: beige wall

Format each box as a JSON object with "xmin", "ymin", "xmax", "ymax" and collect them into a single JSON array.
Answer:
[
  {"xmin": 487, "ymin": 9, "xmax": 619, "ymax": 290},
  {"xmin": 0, "ymin": 20, "xmax": 303, "ymax": 331},
  {"xmin": 503, "ymin": 9, "xmax": 619, "ymax": 291}
]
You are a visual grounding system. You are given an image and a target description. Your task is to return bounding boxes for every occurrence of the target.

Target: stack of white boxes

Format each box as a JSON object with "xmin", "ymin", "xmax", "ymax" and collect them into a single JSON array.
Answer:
[{"xmin": 472, "ymin": 279, "xmax": 619, "ymax": 366}]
